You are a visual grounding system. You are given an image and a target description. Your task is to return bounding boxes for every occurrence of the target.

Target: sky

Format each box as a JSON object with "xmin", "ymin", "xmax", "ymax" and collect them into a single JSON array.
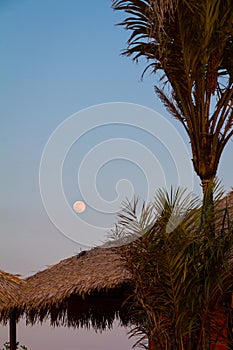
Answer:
[{"xmin": 0, "ymin": 0, "xmax": 232, "ymax": 349}]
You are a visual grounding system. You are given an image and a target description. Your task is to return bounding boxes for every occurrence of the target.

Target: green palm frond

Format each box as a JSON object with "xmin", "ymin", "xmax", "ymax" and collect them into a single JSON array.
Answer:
[
  {"xmin": 112, "ymin": 186, "xmax": 233, "ymax": 349},
  {"xmin": 107, "ymin": 196, "xmax": 155, "ymax": 245},
  {"xmin": 112, "ymin": 0, "xmax": 233, "ymax": 188}
]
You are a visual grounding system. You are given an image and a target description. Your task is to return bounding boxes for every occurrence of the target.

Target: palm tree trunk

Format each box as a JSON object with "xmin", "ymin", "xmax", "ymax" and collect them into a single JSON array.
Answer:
[
  {"xmin": 201, "ymin": 179, "xmax": 212, "ymax": 195},
  {"xmin": 227, "ymin": 296, "xmax": 233, "ymax": 350},
  {"xmin": 148, "ymin": 338, "xmax": 155, "ymax": 350},
  {"xmin": 201, "ymin": 178, "xmax": 215, "ymax": 237}
]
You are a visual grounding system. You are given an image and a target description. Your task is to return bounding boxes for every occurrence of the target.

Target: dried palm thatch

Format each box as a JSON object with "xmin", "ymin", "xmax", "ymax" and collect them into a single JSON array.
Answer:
[
  {"xmin": 0, "ymin": 270, "xmax": 25, "ymax": 324},
  {"xmin": 24, "ymin": 245, "xmax": 133, "ymax": 330},
  {"xmin": 3, "ymin": 190, "xmax": 232, "ymax": 332},
  {"xmin": 219, "ymin": 189, "xmax": 233, "ymax": 209}
]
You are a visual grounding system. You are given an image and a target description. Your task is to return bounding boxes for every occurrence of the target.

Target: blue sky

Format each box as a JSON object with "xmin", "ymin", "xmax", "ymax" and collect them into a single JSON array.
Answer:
[{"xmin": 0, "ymin": 1, "xmax": 232, "ymax": 349}]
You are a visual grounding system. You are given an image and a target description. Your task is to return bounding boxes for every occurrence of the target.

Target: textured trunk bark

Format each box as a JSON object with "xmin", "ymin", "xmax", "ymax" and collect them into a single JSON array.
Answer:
[
  {"xmin": 201, "ymin": 178, "xmax": 215, "ymax": 236},
  {"xmin": 148, "ymin": 339, "xmax": 155, "ymax": 350},
  {"xmin": 210, "ymin": 311, "xmax": 228, "ymax": 350}
]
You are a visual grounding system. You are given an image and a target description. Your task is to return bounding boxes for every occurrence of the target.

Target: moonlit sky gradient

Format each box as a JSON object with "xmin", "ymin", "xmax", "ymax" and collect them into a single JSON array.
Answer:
[{"xmin": 0, "ymin": 1, "xmax": 232, "ymax": 349}]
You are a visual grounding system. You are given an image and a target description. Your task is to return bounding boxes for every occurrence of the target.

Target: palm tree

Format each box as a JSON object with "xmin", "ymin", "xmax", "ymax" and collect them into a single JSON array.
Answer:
[
  {"xmin": 112, "ymin": 187, "xmax": 233, "ymax": 350},
  {"xmin": 112, "ymin": 0, "xmax": 233, "ymax": 198}
]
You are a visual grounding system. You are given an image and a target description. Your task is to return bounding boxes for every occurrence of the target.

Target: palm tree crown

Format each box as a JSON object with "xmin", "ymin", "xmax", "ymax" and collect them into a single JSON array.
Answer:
[{"xmin": 112, "ymin": 0, "xmax": 233, "ymax": 192}]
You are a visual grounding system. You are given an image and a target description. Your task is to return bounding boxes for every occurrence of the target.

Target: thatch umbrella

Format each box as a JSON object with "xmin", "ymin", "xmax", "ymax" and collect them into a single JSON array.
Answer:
[
  {"xmin": 22, "ymin": 190, "xmax": 233, "ymax": 328},
  {"xmin": 11, "ymin": 190, "xmax": 233, "ymax": 343},
  {"xmin": 24, "ymin": 245, "xmax": 133, "ymax": 330},
  {"xmin": 0, "ymin": 270, "xmax": 25, "ymax": 350}
]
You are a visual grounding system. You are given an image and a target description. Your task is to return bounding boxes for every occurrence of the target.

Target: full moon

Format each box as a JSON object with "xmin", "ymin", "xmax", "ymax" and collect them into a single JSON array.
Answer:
[{"xmin": 73, "ymin": 201, "xmax": 86, "ymax": 213}]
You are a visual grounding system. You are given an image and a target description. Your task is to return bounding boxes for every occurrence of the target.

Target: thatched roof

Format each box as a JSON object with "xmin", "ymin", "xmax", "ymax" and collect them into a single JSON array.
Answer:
[
  {"xmin": 2, "ymin": 190, "xmax": 232, "ymax": 330},
  {"xmin": 215, "ymin": 189, "xmax": 233, "ymax": 224},
  {"xmin": 0, "ymin": 270, "xmax": 25, "ymax": 323},
  {"xmin": 24, "ymin": 246, "xmax": 132, "ymax": 330}
]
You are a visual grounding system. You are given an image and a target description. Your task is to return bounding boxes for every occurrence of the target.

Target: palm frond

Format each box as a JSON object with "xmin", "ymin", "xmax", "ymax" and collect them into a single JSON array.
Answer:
[
  {"xmin": 115, "ymin": 186, "xmax": 233, "ymax": 349},
  {"xmin": 112, "ymin": 0, "xmax": 233, "ymax": 187},
  {"xmin": 107, "ymin": 196, "xmax": 155, "ymax": 246}
]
